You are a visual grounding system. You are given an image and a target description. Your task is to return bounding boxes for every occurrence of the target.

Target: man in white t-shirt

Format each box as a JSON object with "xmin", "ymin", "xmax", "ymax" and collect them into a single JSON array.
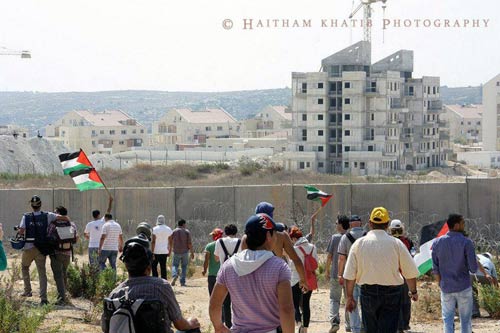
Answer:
[
  {"xmin": 152, "ymin": 215, "xmax": 173, "ymax": 279},
  {"xmin": 84, "ymin": 196, "xmax": 112, "ymax": 267},
  {"xmin": 98, "ymin": 214, "xmax": 123, "ymax": 271},
  {"xmin": 214, "ymin": 224, "xmax": 241, "ymax": 329}
]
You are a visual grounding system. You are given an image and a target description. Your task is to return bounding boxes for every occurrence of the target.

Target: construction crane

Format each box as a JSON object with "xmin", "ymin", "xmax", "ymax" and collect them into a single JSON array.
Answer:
[
  {"xmin": 349, "ymin": 0, "xmax": 387, "ymax": 42},
  {"xmin": 0, "ymin": 46, "xmax": 31, "ymax": 59}
]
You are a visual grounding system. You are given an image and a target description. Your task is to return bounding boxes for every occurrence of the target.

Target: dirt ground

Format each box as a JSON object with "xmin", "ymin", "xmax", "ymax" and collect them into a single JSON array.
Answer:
[{"xmin": 2, "ymin": 252, "xmax": 499, "ymax": 333}]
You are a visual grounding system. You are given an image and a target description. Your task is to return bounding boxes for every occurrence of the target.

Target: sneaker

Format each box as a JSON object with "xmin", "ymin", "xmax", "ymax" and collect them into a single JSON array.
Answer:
[
  {"xmin": 21, "ymin": 291, "xmax": 32, "ymax": 297},
  {"xmin": 171, "ymin": 276, "xmax": 178, "ymax": 286},
  {"xmin": 346, "ymin": 328, "xmax": 352, "ymax": 333},
  {"xmin": 40, "ymin": 300, "xmax": 49, "ymax": 306},
  {"xmin": 329, "ymin": 323, "xmax": 340, "ymax": 333}
]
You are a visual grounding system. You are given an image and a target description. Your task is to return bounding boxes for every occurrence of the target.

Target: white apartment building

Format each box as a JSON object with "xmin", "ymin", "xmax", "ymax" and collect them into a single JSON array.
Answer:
[
  {"xmin": 46, "ymin": 110, "xmax": 146, "ymax": 154},
  {"xmin": 442, "ymin": 104, "xmax": 483, "ymax": 144},
  {"xmin": 482, "ymin": 74, "xmax": 500, "ymax": 151},
  {"xmin": 152, "ymin": 108, "xmax": 241, "ymax": 147},
  {"xmin": 243, "ymin": 105, "xmax": 292, "ymax": 138},
  {"xmin": 288, "ymin": 41, "xmax": 449, "ymax": 175}
]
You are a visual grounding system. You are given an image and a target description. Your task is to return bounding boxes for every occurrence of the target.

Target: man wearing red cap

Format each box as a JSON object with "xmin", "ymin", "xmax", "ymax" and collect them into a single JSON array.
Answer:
[{"xmin": 203, "ymin": 228, "xmax": 223, "ymax": 295}]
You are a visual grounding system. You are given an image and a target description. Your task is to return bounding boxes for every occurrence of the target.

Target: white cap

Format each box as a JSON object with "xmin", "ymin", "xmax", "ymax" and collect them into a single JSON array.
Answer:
[{"xmin": 389, "ymin": 219, "xmax": 402, "ymax": 229}]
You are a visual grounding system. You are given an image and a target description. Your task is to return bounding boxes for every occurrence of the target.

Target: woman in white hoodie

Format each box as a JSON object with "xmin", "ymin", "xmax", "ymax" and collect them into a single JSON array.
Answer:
[{"xmin": 289, "ymin": 226, "xmax": 318, "ymax": 333}]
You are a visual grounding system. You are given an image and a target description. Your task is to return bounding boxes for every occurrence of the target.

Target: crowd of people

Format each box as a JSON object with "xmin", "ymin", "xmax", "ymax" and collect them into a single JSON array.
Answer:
[{"xmin": 4, "ymin": 195, "xmax": 499, "ymax": 333}]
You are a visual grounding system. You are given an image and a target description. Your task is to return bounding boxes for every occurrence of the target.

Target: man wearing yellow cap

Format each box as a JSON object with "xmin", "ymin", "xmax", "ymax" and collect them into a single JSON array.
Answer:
[{"xmin": 343, "ymin": 207, "xmax": 420, "ymax": 333}]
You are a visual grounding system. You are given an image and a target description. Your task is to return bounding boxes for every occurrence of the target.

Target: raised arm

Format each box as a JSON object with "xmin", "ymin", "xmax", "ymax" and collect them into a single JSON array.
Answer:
[{"xmin": 106, "ymin": 196, "xmax": 113, "ymax": 214}]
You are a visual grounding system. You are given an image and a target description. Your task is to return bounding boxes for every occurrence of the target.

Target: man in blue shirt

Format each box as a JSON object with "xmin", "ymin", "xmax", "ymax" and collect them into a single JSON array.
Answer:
[{"xmin": 432, "ymin": 214, "xmax": 478, "ymax": 333}]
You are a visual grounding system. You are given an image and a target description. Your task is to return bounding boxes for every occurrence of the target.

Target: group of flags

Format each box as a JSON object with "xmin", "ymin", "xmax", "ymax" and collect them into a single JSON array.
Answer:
[{"xmin": 57, "ymin": 150, "xmax": 447, "ymax": 275}]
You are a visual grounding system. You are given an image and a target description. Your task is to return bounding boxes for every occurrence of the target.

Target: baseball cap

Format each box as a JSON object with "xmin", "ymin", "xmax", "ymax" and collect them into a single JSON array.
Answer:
[
  {"xmin": 350, "ymin": 215, "xmax": 361, "ymax": 222},
  {"xmin": 245, "ymin": 213, "xmax": 276, "ymax": 235},
  {"xmin": 370, "ymin": 207, "xmax": 390, "ymax": 224},
  {"xmin": 121, "ymin": 234, "xmax": 152, "ymax": 272},
  {"xmin": 389, "ymin": 219, "xmax": 402, "ymax": 229},
  {"xmin": 255, "ymin": 202, "xmax": 275, "ymax": 219},
  {"xmin": 209, "ymin": 228, "xmax": 224, "ymax": 241},
  {"xmin": 482, "ymin": 252, "xmax": 493, "ymax": 260},
  {"xmin": 275, "ymin": 223, "xmax": 287, "ymax": 232},
  {"xmin": 30, "ymin": 195, "xmax": 41, "ymax": 207}
]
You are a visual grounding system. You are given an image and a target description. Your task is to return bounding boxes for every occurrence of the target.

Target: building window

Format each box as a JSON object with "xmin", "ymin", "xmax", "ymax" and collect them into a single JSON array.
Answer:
[
  {"xmin": 344, "ymin": 146, "xmax": 350, "ymax": 152},
  {"xmin": 298, "ymin": 145, "xmax": 304, "ymax": 151},
  {"xmin": 206, "ymin": 126, "xmax": 212, "ymax": 131},
  {"xmin": 217, "ymin": 126, "xmax": 223, "ymax": 131},
  {"xmin": 119, "ymin": 140, "xmax": 124, "ymax": 145},
  {"xmin": 318, "ymin": 98, "xmax": 324, "ymax": 105},
  {"xmin": 299, "ymin": 162, "xmax": 305, "ymax": 169},
  {"xmin": 330, "ymin": 129, "xmax": 336, "ymax": 138},
  {"xmin": 344, "ymin": 114, "xmax": 351, "ymax": 121},
  {"xmin": 318, "ymin": 114, "xmax": 323, "ymax": 121},
  {"xmin": 110, "ymin": 130, "xmax": 115, "ymax": 135},
  {"xmin": 318, "ymin": 130, "xmax": 324, "ymax": 136},
  {"xmin": 409, "ymin": 86, "xmax": 414, "ymax": 96},
  {"xmin": 317, "ymin": 82, "xmax": 324, "ymax": 89},
  {"xmin": 368, "ymin": 145, "xmax": 374, "ymax": 151},
  {"xmin": 330, "ymin": 114, "xmax": 336, "ymax": 123},
  {"xmin": 302, "ymin": 114, "xmax": 307, "ymax": 121},
  {"xmin": 121, "ymin": 130, "xmax": 126, "ymax": 135},
  {"xmin": 354, "ymin": 162, "xmax": 358, "ymax": 168},
  {"xmin": 344, "ymin": 82, "xmax": 351, "ymax": 89},
  {"xmin": 132, "ymin": 129, "xmax": 136, "ymax": 134},
  {"xmin": 100, "ymin": 130, "xmax": 104, "ymax": 134},
  {"xmin": 302, "ymin": 129, "xmax": 307, "ymax": 141},
  {"xmin": 345, "ymin": 98, "xmax": 351, "ymax": 105},
  {"xmin": 360, "ymin": 162, "xmax": 365, "ymax": 169},
  {"xmin": 371, "ymin": 113, "xmax": 374, "ymax": 121},
  {"xmin": 344, "ymin": 162, "xmax": 349, "ymax": 168},
  {"xmin": 318, "ymin": 146, "xmax": 324, "ymax": 152},
  {"xmin": 306, "ymin": 162, "xmax": 310, "ymax": 167},
  {"xmin": 318, "ymin": 162, "xmax": 324, "ymax": 168},
  {"xmin": 140, "ymin": 129, "xmax": 144, "ymax": 134},
  {"xmin": 301, "ymin": 82, "xmax": 307, "ymax": 93},
  {"xmin": 345, "ymin": 130, "xmax": 350, "ymax": 136}
]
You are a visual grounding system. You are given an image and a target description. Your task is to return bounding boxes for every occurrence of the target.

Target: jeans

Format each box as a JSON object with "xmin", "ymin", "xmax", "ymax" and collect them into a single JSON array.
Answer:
[
  {"xmin": 399, "ymin": 281, "xmax": 411, "ymax": 331},
  {"xmin": 172, "ymin": 252, "xmax": 189, "ymax": 285},
  {"xmin": 441, "ymin": 287, "xmax": 473, "ymax": 333},
  {"xmin": 99, "ymin": 250, "xmax": 118, "ymax": 271},
  {"xmin": 50, "ymin": 253, "xmax": 70, "ymax": 302},
  {"xmin": 329, "ymin": 278, "xmax": 349, "ymax": 328},
  {"xmin": 21, "ymin": 247, "xmax": 48, "ymax": 301},
  {"xmin": 88, "ymin": 248, "xmax": 99, "ymax": 267},
  {"xmin": 360, "ymin": 284, "xmax": 402, "ymax": 333},
  {"xmin": 152, "ymin": 254, "xmax": 169, "ymax": 279},
  {"xmin": 349, "ymin": 284, "xmax": 362, "ymax": 333},
  {"xmin": 292, "ymin": 283, "xmax": 313, "ymax": 327}
]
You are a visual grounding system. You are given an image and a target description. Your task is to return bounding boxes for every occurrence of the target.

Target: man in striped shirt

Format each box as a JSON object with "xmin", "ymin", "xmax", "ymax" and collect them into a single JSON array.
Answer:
[{"xmin": 98, "ymin": 214, "xmax": 124, "ymax": 271}]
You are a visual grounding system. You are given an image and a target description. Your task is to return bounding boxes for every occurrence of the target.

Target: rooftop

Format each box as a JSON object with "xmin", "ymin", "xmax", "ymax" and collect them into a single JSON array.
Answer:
[
  {"xmin": 269, "ymin": 105, "xmax": 292, "ymax": 121},
  {"xmin": 74, "ymin": 110, "xmax": 141, "ymax": 127},
  {"xmin": 174, "ymin": 108, "xmax": 237, "ymax": 124},
  {"xmin": 444, "ymin": 104, "xmax": 483, "ymax": 119}
]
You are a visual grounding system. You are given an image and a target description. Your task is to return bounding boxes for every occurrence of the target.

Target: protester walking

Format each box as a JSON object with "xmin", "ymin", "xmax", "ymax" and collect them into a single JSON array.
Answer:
[
  {"xmin": 170, "ymin": 219, "xmax": 194, "ymax": 287},
  {"xmin": 432, "ymin": 214, "xmax": 478, "ymax": 333},
  {"xmin": 203, "ymin": 228, "xmax": 223, "ymax": 295},
  {"xmin": 472, "ymin": 252, "xmax": 498, "ymax": 318},
  {"xmin": 209, "ymin": 213, "xmax": 294, "ymax": 333},
  {"xmin": 343, "ymin": 207, "xmax": 419, "ymax": 333},
  {"xmin": 337, "ymin": 215, "xmax": 365, "ymax": 333},
  {"xmin": 18, "ymin": 195, "xmax": 69, "ymax": 305},
  {"xmin": 152, "ymin": 214, "xmax": 173, "ymax": 279},
  {"xmin": 289, "ymin": 226, "xmax": 317, "ymax": 333},
  {"xmin": 98, "ymin": 214, "xmax": 123, "ymax": 271},
  {"xmin": 84, "ymin": 196, "xmax": 113, "ymax": 267},
  {"xmin": 325, "ymin": 214, "xmax": 350, "ymax": 333}
]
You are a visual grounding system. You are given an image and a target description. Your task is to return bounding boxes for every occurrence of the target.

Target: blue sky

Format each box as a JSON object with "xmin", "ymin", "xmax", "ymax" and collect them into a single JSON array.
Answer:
[{"xmin": 0, "ymin": 0, "xmax": 498, "ymax": 92}]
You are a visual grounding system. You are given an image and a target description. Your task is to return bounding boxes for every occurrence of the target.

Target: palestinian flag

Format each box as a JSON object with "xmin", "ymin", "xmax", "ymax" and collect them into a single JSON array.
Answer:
[
  {"xmin": 413, "ymin": 220, "xmax": 449, "ymax": 276},
  {"xmin": 69, "ymin": 168, "xmax": 105, "ymax": 191},
  {"xmin": 59, "ymin": 150, "xmax": 93, "ymax": 175},
  {"xmin": 305, "ymin": 185, "xmax": 333, "ymax": 207}
]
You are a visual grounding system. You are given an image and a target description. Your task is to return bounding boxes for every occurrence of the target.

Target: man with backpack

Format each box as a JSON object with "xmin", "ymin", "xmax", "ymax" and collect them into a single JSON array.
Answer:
[
  {"xmin": 103, "ymin": 234, "xmax": 200, "ymax": 333},
  {"xmin": 48, "ymin": 206, "xmax": 78, "ymax": 306},
  {"xmin": 214, "ymin": 224, "xmax": 241, "ymax": 329},
  {"xmin": 17, "ymin": 195, "xmax": 69, "ymax": 306},
  {"xmin": 337, "ymin": 215, "xmax": 365, "ymax": 333},
  {"xmin": 325, "ymin": 215, "xmax": 350, "ymax": 333}
]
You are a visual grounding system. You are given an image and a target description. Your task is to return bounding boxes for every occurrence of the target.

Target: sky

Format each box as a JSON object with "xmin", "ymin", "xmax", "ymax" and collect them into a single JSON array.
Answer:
[{"xmin": 0, "ymin": 0, "xmax": 498, "ymax": 92}]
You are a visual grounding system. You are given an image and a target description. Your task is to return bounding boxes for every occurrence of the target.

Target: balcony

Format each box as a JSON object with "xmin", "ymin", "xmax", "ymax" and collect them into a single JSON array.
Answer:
[
  {"xmin": 439, "ymin": 132, "xmax": 450, "ymax": 140},
  {"xmin": 427, "ymin": 101, "xmax": 443, "ymax": 112}
]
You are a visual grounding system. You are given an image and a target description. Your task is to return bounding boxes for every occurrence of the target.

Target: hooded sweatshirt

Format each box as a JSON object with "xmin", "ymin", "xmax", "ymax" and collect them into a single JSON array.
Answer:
[
  {"xmin": 217, "ymin": 249, "xmax": 291, "ymax": 333},
  {"xmin": 290, "ymin": 237, "xmax": 318, "ymax": 286}
]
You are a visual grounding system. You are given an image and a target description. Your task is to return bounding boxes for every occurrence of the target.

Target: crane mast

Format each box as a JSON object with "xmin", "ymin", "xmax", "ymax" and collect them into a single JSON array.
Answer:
[{"xmin": 349, "ymin": 0, "xmax": 387, "ymax": 42}]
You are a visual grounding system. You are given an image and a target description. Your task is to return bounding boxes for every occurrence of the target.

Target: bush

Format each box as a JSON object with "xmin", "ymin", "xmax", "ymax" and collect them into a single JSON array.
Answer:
[
  {"xmin": 97, "ymin": 268, "xmax": 124, "ymax": 300},
  {"xmin": 66, "ymin": 262, "xmax": 100, "ymax": 300},
  {"xmin": 479, "ymin": 284, "xmax": 500, "ymax": 318},
  {"xmin": 238, "ymin": 156, "xmax": 261, "ymax": 176}
]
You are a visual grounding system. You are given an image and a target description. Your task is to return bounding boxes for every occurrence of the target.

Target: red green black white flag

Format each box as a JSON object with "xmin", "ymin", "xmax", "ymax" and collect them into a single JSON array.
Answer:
[
  {"xmin": 59, "ymin": 149, "xmax": 93, "ymax": 175},
  {"xmin": 304, "ymin": 185, "xmax": 333, "ymax": 207},
  {"xmin": 413, "ymin": 220, "xmax": 449, "ymax": 276},
  {"xmin": 68, "ymin": 167, "xmax": 105, "ymax": 191}
]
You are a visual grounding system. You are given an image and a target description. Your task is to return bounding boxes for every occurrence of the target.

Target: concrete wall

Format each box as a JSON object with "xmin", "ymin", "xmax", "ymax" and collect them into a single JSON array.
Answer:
[{"xmin": 1, "ymin": 180, "xmax": 499, "ymax": 251}]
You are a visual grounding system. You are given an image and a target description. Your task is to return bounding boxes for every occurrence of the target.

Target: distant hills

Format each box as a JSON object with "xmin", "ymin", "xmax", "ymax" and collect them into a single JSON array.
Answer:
[{"xmin": 0, "ymin": 85, "xmax": 482, "ymax": 132}]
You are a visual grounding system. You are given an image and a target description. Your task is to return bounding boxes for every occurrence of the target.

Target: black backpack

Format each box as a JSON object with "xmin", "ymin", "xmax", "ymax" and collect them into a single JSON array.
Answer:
[
  {"xmin": 219, "ymin": 238, "xmax": 241, "ymax": 262},
  {"xmin": 102, "ymin": 294, "xmax": 167, "ymax": 333}
]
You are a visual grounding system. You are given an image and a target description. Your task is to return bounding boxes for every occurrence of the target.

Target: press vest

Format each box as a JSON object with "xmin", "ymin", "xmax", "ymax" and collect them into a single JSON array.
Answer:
[{"xmin": 24, "ymin": 212, "xmax": 49, "ymax": 243}]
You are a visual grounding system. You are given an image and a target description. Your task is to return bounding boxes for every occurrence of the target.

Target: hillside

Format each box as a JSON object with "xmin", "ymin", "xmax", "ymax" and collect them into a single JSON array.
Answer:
[{"xmin": 0, "ymin": 85, "xmax": 481, "ymax": 133}]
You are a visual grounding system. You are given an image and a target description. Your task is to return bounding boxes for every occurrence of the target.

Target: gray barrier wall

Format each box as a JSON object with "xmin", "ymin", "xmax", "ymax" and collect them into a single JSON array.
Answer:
[{"xmin": 1, "ymin": 179, "xmax": 498, "ymax": 251}]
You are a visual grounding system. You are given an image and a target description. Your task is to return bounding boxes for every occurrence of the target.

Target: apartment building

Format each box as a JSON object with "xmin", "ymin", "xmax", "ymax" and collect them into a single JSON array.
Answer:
[
  {"xmin": 243, "ymin": 105, "xmax": 292, "ymax": 138},
  {"xmin": 151, "ymin": 108, "xmax": 241, "ymax": 146},
  {"xmin": 46, "ymin": 110, "xmax": 146, "ymax": 154},
  {"xmin": 482, "ymin": 73, "xmax": 500, "ymax": 151},
  {"xmin": 288, "ymin": 41, "xmax": 449, "ymax": 175},
  {"xmin": 442, "ymin": 104, "xmax": 483, "ymax": 144}
]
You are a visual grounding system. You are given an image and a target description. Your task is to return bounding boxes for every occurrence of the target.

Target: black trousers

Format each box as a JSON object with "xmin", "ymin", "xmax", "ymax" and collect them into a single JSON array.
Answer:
[
  {"xmin": 360, "ymin": 284, "xmax": 402, "ymax": 333},
  {"xmin": 208, "ymin": 275, "xmax": 231, "ymax": 328},
  {"xmin": 399, "ymin": 282, "xmax": 411, "ymax": 330},
  {"xmin": 292, "ymin": 283, "xmax": 312, "ymax": 327},
  {"xmin": 152, "ymin": 254, "xmax": 168, "ymax": 279}
]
